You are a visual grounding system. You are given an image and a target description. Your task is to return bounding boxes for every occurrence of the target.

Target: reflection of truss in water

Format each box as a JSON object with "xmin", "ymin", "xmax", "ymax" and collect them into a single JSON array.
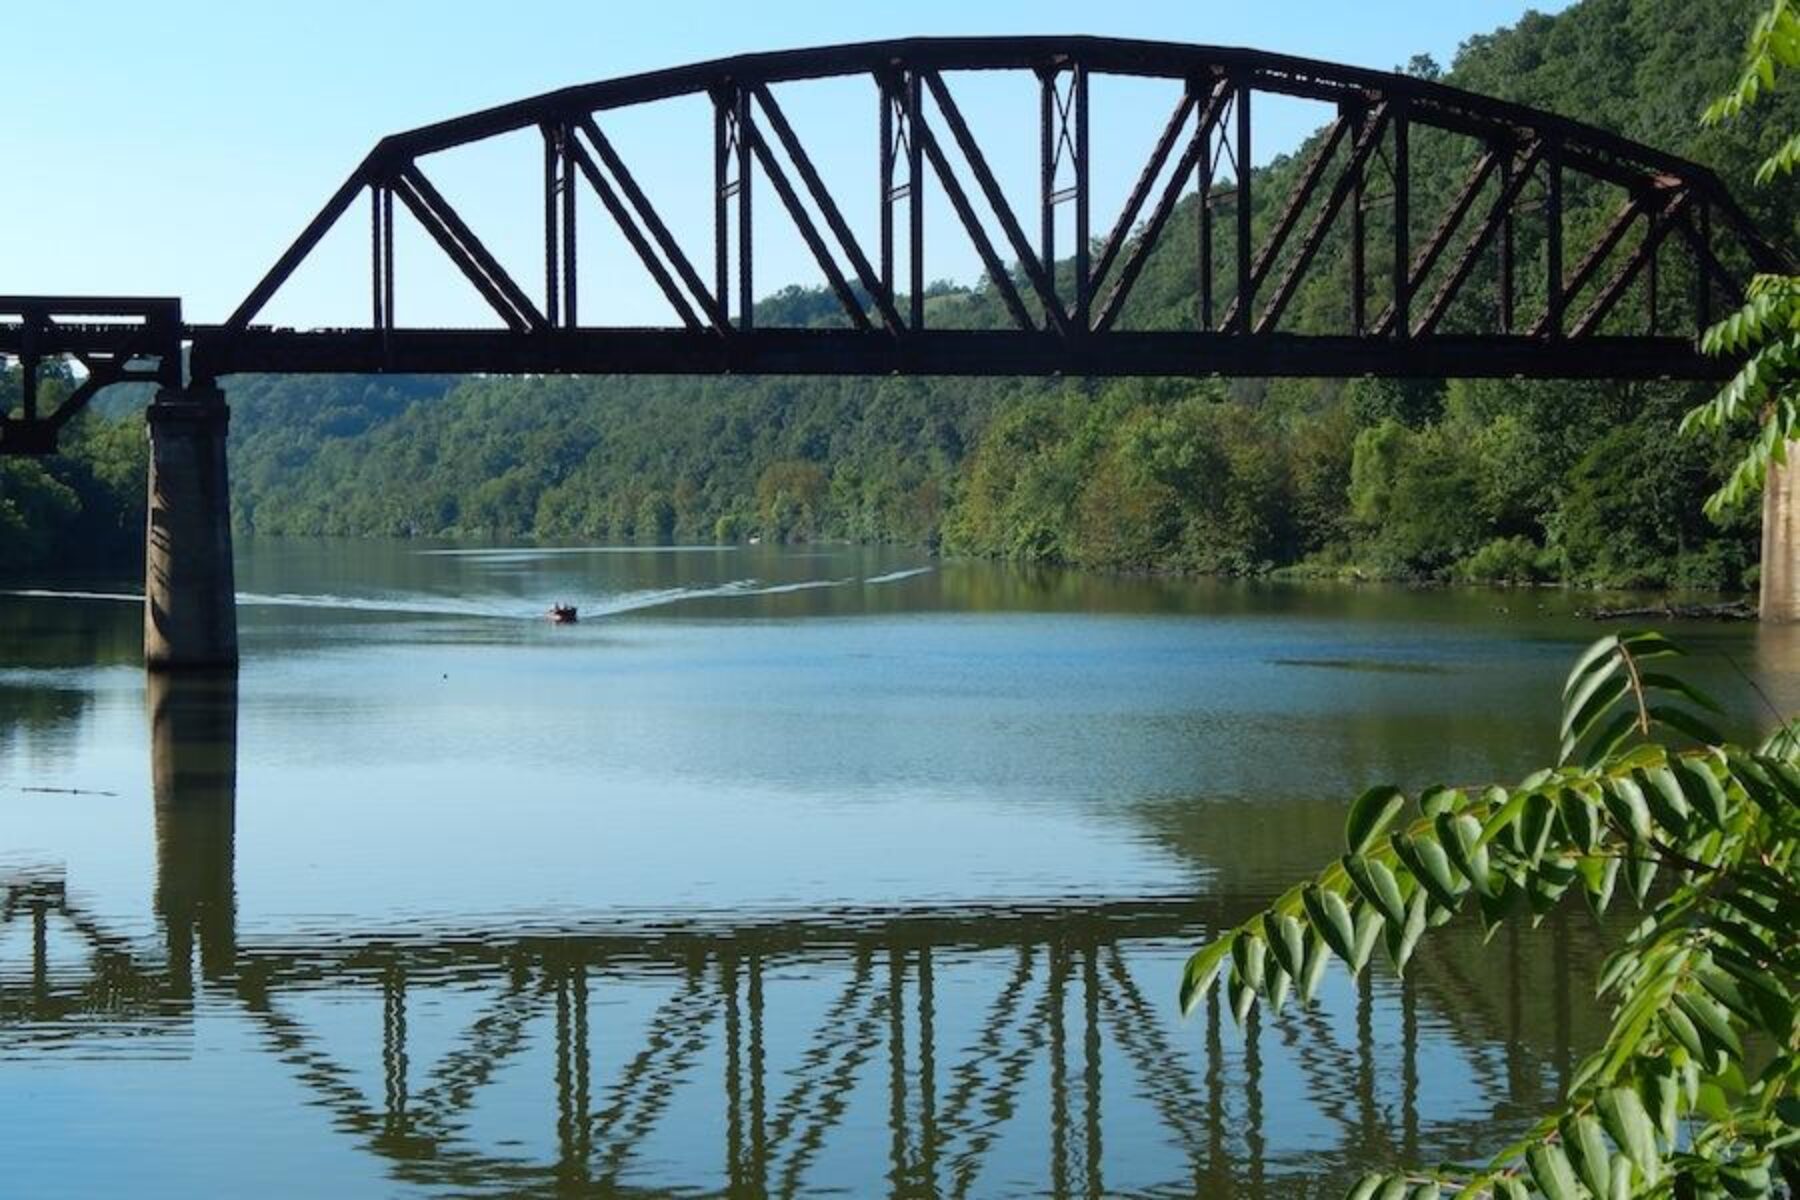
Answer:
[{"xmin": 2, "ymin": 873, "xmax": 1594, "ymax": 1198}]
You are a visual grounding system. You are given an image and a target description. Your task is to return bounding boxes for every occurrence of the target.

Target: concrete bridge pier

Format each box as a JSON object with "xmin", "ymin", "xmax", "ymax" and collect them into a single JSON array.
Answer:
[
  {"xmin": 1763, "ymin": 451, "xmax": 1800, "ymax": 622},
  {"xmin": 144, "ymin": 386, "xmax": 237, "ymax": 670}
]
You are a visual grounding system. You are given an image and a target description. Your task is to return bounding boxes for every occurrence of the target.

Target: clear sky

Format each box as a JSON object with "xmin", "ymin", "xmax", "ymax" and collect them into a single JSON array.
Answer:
[{"xmin": 5, "ymin": 2, "xmax": 1572, "ymax": 326}]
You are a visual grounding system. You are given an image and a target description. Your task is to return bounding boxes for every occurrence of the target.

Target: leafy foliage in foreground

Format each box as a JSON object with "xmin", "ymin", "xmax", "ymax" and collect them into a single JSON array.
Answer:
[
  {"xmin": 1683, "ymin": 0, "xmax": 1800, "ymax": 519},
  {"xmin": 1180, "ymin": 634, "xmax": 1798, "ymax": 1197}
]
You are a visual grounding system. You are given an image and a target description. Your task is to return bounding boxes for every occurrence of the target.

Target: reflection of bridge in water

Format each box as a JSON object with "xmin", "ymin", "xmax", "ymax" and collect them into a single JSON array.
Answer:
[{"xmin": 0, "ymin": 675, "xmax": 1604, "ymax": 1197}]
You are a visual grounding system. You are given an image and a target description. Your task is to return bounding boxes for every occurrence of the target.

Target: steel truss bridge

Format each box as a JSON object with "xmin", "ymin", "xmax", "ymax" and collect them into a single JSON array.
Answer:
[
  {"xmin": 1, "ymin": 36, "xmax": 1791, "ymax": 454},
  {"xmin": 3, "ymin": 872, "xmax": 1596, "ymax": 1198}
]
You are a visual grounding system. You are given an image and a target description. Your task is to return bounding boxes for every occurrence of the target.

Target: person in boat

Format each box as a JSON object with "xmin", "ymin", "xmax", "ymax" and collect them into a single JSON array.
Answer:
[{"xmin": 549, "ymin": 603, "xmax": 578, "ymax": 623}]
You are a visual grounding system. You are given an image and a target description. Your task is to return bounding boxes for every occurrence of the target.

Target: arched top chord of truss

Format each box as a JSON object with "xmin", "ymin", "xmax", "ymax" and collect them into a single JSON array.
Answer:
[{"xmin": 186, "ymin": 37, "xmax": 1790, "ymax": 381}]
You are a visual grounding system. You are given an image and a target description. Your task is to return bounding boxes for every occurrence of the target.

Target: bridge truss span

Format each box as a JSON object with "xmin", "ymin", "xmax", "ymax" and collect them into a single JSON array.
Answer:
[{"xmin": 185, "ymin": 36, "xmax": 1789, "ymax": 384}]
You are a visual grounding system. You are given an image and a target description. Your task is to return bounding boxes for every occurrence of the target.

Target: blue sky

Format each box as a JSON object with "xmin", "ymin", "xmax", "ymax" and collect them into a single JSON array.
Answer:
[{"xmin": 5, "ymin": 2, "xmax": 1572, "ymax": 325}]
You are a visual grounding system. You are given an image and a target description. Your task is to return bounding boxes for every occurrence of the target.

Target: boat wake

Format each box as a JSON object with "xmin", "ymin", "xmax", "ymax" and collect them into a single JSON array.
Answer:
[{"xmin": 1, "ymin": 565, "xmax": 932, "ymax": 622}]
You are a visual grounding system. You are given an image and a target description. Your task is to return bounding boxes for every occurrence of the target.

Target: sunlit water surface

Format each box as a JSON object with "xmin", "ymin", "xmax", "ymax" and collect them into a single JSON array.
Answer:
[{"xmin": 5, "ymin": 541, "xmax": 1798, "ymax": 1198}]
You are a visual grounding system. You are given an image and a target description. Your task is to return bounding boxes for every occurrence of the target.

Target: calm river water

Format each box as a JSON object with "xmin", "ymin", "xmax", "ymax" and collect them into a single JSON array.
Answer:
[{"xmin": 4, "ymin": 541, "xmax": 1799, "ymax": 1198}]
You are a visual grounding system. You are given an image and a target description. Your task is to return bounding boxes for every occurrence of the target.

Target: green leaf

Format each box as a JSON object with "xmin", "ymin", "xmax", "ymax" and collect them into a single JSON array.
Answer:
[
  {"xmin": 1528, "ymin": 858, "xmax": 1578, "ymax": 919},
  {"xmin": 1347, "ymin": 786, "xmax": 1407, "ymax": 856},
  {"xmin": 1601, "ymin": 775, "xmax": 1654, "ymax": 843},
  {"xmin": 1231, "ymin": 930, "xmax": 1267, "ymax": 994},
  {"xmin": 1230, "ymin": 976, "xmax": 1256, "ymax": 1025},
  {"xmin": 1556, "ymin": 788, "xmax": 1598, "ymax": 852},
  {"xmin": 1752, "ymin": 754, "xmax": 1800, "ymax": 803},
  {"xmin": 1268, "ymin": 912, "xmax": 1306, "ymax": 981},
  {"xmin": 1477, "ymin": 880, "xmax": 1518, "ymax": 941},
  {"xmin": 1661, "ymin": 1001, "xmax": 1709, "ymax": 1062},
  {"xmin": 1521, "ymin": 791, "xmax": 1557, "ymax": 867},
  {"xmin": 1262, "ymin": 959, "xmax": 1292, "ymax": 1013},
  {"xmin": 1597, "ymin": 1086, "xmax": 1660, "ymax": 1181},
  {"xmin": 1343, "ymin": 854, "xmax": 1407, "ymax": 926},
  {"xmin": 1597, "ymin": 944, "xmax": 1640, "ymax": 999},
  {"xmin": 1580, "ymin": 855, "xmax": 1620, "ymax": 917},
  {"xmin": 1728, "ymin": 753, "xmax": 1788, "ymax": 820},
  {"xmin": 1707, "ymin": 916, "xmax": 1777, "ymax": 966},
  {"xmin": 1384, "ymin": 890, "xmax": 1428, "ymax": 976},
  {"xmin": 1562, "ymin": 1112, "xmax": 1611, "ymax": 1198},
  {"xmin": 1419, "ymin": 785, "xmax": 1462, "ymax": 818},
  {"xmin": 1639, "ymin": 767, "xmax": 1693, "ymax": 838},
  {"xmin": 1624, "ymin": 854, "xmax": 1658, "ymax": 907},
  {"xmin": 1299, "ymin": 929, "xmax": 1329, "ymax": 1004},
  {"xmin": 1351, "ymin": 903, "xmax": 1383, "ymax": 972},
  {"xmin": 1345, "ymin": 1174, "xmax": 1385, "ymax": 1200},
  {"xmin": 1392, "ymin": 832, "xmax": 1463, "ymax": 910},
  {"xmin": 1719, "ymin": 1158, "xmax": 1773, "ymax": 1197},
  {"xmin": 1674, "ymin": 991, "xmax": 1743, "ymax": 1059},
  {"xmin": 1637, "ymin": 672, "xmax": 1725, "ymax": 716},
  {"xmin": 1607, "ymin": 1154, "xmax": 1634, "ymax": 1200},
  {"xmin": 1580, "ymin": 706, "xmax": 1646, "ymax": 766},
  {"xmin": 1180, "ymin": 937, "xmax": 1234, "ymax": 1014},
  {"xmin": 1563, "ymin": 635, "xmax": 1622, "ymax": 703},
  {"xmin": 1562, "ymin": 672, "xmax": 1632, "ymax": 762},
  {"xmin": 1673, "ymin": 758, "xmax": 1729, "ymax": 831},
  {"xmin": 1696, "ymin": 962, "xmax": 1762, "ymax": 1027},
  {"xmin": 1303, "ymin": 884, "xmax": 1358, "ymax": 964},
  {"xmin": 1650, "ymin": 704, "xmax": 1725, "ymax": 748},
  {"xmin": 1437, "ymin": 812, "xmax": 1494, "ymax": 896},
  {"xmin": 1642, "ymin": 1067, "xmax": 1680, "ymax": 1144},
  {"xmin": 1528, "ymin": 1142, "xmax": 1583, "ymax": 1200}
]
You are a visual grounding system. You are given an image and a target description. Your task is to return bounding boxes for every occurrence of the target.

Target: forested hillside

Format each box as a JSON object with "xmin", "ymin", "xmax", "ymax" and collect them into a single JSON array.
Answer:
[{"xmin": 6, "ymin": 0, "xmax": 1795, "ymax": 586}]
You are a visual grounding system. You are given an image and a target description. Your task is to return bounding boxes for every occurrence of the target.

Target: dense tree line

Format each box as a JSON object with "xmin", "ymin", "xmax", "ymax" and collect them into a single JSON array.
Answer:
[
  {"xmin": 4, "ymin": 0, "xmax": 1795, "ymax": 587},
  {"xmin": 0, "ymin": 366, "xmax": 145, "ymax": 574}
]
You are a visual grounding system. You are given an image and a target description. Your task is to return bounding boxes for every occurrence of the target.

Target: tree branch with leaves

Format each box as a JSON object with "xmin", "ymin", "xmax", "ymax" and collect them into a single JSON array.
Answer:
[
  {"xmin": 1180, "ymin": 632, "xmax": 1798, "ymax": 1197},
  {"xmin": 1682, "ymin": 0, "xmax": 1800, "ymax": 519}
]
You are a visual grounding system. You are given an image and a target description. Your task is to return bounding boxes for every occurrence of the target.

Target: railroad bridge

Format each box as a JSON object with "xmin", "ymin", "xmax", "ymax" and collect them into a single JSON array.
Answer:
[{"xmin": 0, "ymin": 37, "xmax": 1792, "ymax": 665}]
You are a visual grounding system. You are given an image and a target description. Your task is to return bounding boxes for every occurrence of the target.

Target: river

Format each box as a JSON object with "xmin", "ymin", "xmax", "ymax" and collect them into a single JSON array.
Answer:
[{"xmin": 4, "ymin": 540, "xmax": 1797, "ymax": 1198}]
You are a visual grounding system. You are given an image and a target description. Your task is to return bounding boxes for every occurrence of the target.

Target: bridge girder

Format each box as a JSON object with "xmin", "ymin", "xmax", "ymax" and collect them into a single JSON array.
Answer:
[
  {"xmin": 188, "ymin": 36, "xmax": 1787, "ymax": 386},
  {"xmin": 2, "ymin": 37, "xmax": 1793, "ymax": 454}
]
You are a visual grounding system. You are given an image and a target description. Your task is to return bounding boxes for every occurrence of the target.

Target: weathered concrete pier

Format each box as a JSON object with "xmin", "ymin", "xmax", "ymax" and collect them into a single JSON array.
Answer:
[
  {"xmin": 144, "ymin": 386, "xmax": 238, "ymax": 671},
  {"xmin": 1763, "ymin": 452, "xmax": 1800, "ymax": 622}
]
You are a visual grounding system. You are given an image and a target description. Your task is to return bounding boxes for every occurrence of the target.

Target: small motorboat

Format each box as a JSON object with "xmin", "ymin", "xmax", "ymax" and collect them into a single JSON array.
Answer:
[{"xmin": 548, "ymin": 603, "xmax": 579, "ymax": 624}]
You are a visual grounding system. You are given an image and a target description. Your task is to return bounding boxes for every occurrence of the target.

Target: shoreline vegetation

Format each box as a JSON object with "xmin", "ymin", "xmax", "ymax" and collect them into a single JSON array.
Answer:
[{"xmin": 5, "ymin": 0, "xmax": 1797, "ymax": 595}]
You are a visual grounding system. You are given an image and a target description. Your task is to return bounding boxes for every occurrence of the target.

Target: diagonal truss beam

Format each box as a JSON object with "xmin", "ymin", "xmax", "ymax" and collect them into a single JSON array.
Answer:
[
  {"xmin": 923, "ymin": 71, "xmax": 1071, "ymax": 335},
  {"xmin": 882, "ymin": 75, "xmax": 1037, "ymax": 332},
  {"xmin": 1674, "ymin": 206, "xmax": 1744, "ymax": 301},
  {"xmin": 393, "ymin": 165, "xmax": 546, "ymax": 332},
  {"xmin": 563, "ymin": 127, "xmax": 705, "ymax": 330},
  {"xmin": 1374, "ymin": 148, "xmax": 1499, "ymax": 336},
  {"xmin": 1093, "ymin": 77, "xmax": 1233, "ymax": 335},
  {"xmin": 1527, "ymin": 190, "xmax": 1647, "ymax": 338},
  {"xmin": 1412, "ymin": 140, "xmax": 1546, "ymax": 338},
  {"xmin": 576, "ymin": 116, "xmax": 727, "ymax": 331},
  {"xmin": 1091, "ymin": 87, "xmax": 1200, "ymax": 306},
  {"xmin": 753, "ymin": 85, "xmax": 906, "ymax": 335},
  {"xmin": 1220, "ymin": 111, "xmax": 1352, "ymax": 333},
  {"xmin": 742, "ymin": 101, "xmax": 875, "ymax": 331},
  {"xmin": 226, "ymin": 168, "xmax": 371, "ymax": 331},
  {"xmin": 1254, "ymin": 104, "xmax": 1392, "ymax": 335},
  {"xmin": 1568, "ymin": 191, "xmax": 1690, "ymax": 339}
]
